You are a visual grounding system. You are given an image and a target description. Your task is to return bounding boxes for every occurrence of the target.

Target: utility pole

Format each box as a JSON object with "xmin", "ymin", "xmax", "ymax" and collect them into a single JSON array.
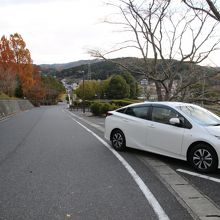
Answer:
[
  {"xmin": 82, "ymin": 70, "xmax": 85, "ymax": 113},
  {"xmin": 98, "ymin": 79, "xmax": 101, "ymax": 102},
  {"xmin": 87, "ymin": 63, "xmax": 91, "ymax": 80}
]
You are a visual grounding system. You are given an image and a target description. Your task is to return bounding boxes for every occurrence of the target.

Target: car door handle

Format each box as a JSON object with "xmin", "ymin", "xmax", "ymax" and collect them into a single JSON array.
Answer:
[{"xmin": 148, "ymin": 124, "xmax": 155, "ymax": 128}]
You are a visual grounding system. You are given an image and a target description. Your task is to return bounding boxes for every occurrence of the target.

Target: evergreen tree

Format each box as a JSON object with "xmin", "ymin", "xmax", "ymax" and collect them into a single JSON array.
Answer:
[
  {"xmin": 107, "ymin": 75, "xmax": 130, "ymax": 99},
  {"xmin": 121, "ymin": 71, "xmax": 137, "ymax": 98}
]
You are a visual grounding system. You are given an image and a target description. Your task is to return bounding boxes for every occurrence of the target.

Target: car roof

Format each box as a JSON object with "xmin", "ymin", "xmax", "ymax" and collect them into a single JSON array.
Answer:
[{"xmin": 124, "ymin": 101, "xmax": 196, "ymax": 108}]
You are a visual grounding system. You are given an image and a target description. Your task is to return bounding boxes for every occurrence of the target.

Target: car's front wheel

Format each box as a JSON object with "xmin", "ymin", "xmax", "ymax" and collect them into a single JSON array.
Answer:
[
  {"xmin": 111, "ymin": 130, "xmax": 126, "ymax": 151},
  {"xmin": 189, "ymin": 143, "xmax": 218, "ymax": 173}
]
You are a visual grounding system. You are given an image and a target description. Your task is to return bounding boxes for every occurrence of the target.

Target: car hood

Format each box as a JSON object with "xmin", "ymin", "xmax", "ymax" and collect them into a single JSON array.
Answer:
[{"xmin": 205, "ymin": 126, "xmax": 220, "ymax": 136}]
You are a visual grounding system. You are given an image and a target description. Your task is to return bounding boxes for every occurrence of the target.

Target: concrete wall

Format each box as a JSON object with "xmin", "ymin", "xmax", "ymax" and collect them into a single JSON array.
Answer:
[{"xmin": 0, "ymin": 100, "xmax": 33, "ymax": 118}]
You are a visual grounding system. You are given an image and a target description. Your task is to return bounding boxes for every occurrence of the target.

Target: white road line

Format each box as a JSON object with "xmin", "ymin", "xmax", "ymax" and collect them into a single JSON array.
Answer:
[
  {"xmin": 177, "ymin": 169, "xmax": 220, "ymax": 183},
  {"xmin": 68, "ymin": 111, "xmax": 104, "ymax": 132},
  {"xmin": 64, "ymin": 109, "xmax": 170, "ymax": 220}
]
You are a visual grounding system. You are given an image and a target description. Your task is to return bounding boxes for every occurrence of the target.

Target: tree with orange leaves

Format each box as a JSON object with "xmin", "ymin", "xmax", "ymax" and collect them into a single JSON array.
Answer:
[
  {"xmin": 0, "ymin": 33, "xmax": 40, "ymax": 99},
  {"xmin": 0, "ymin": 33, "xmax": 65, "ymax": 105},
  {"xmin": 0, "ymin": 35, "xmax": 17, "ymax": 96},
  {"xmin": 26, "ymin": 65, "xmax": 45, "ymax": 105},
  {"xmin": 10, "ymin": 33, "xmax": 34, "ymax": 96}
]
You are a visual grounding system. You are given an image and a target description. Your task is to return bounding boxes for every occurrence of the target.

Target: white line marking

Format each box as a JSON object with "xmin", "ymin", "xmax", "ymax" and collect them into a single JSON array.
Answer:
[
  {"xmin": 68, "ymin": 111, "xmax": 104, "ymax": 132},
  {"xmin": 64, "ymin": 109, "xmax": 170, "ymax": 220},
  {"xmin": 177, "ymin": 169, "xmax": 220, "ymax": 183}
]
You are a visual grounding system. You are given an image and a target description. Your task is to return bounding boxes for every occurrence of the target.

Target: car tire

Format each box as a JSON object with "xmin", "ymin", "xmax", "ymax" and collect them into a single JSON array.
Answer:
[
  {"xmin": 111, "ymin": 130, "xmax": 126, "ymax": 151},
  {"xmin": 189, "ymin": 143, "xmax": 218, "ymax": 173}
]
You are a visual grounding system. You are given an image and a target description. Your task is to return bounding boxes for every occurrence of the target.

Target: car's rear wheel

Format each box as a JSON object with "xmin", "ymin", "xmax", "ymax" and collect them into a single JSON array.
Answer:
[
  {"xmin": 111, "ymin": 130, "xmax": 126, "ymax": 151},
  {"xmin": 189, "ymin": 143, "xmax": 218, "ymax": 173}
]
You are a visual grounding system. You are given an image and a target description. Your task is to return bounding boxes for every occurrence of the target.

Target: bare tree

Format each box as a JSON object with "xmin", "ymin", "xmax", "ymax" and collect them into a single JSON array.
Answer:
[
  {"xmin": 89, "ymin": 0, "xmax": 220, "ymax": 101},
  {"xmin": 182, "ymin": 0, "xmax": 220, "ymax": 21}
]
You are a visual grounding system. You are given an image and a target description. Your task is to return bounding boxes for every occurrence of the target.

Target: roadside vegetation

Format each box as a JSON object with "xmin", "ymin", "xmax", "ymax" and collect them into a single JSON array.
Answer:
[
  {"xmin": 69, "ymin": 71, "xmax": 141, "ymax": 116},
  {"xmin": 75, "ymin": 71, "xmax": 138, "ymax": 100},
  {"xmin": 0, "ymin": 33, "xmax": 65, "ymax": 106},
  {"xmin": 69, "ymin": 66, "xmax": 220, "ymax": 116},
  {"xmin": 0, "ymin": 92, "xmax": 16, "ymax": 100}
]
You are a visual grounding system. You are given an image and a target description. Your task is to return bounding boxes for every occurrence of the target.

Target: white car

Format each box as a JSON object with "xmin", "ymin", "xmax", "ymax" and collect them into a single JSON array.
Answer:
[{"xmin": 105, "ymin": 102, "xmax": 220, "ymax": 173}]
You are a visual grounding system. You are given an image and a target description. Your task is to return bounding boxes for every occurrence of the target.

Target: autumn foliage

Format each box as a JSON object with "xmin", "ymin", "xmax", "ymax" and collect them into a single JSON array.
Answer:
[
  {"xmin": 0, "ymin": 33, "xmax": 40, "ymax": 99},
  {"xmin": 0, "ymin": 33, "xmax": 64, "ymax": 105},
  {"xmin": 0, "ymin": 35, "xmax": 17, "ymax": 96}
]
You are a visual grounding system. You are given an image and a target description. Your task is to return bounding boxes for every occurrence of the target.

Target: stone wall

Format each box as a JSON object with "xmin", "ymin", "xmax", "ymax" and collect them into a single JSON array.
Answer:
[{"xmin": 0, "ymin": 100, "xmax": 33, "ymax": 118}]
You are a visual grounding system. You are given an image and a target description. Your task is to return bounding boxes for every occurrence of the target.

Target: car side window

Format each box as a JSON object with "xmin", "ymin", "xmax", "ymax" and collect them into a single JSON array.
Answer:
[
  {"xmin": 125, "ymin": 107, "xmax": 136, "ymax": 116},
  {"xmin": 125, "ymin": 106, "xmax": 150, "ymax": 120},
  {"xmin": 151, "ymin": 106, "xmax": 180, "ymax": 125},
  {"xmin": 116, "ymin": 108, "xmax": 126, "ymax": 113}
]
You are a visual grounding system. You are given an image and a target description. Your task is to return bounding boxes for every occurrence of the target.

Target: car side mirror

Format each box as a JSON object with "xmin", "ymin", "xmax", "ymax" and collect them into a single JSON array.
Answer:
[{"xmin": 169, "ymin": 118, "xmax": 181, "ymax": 126}]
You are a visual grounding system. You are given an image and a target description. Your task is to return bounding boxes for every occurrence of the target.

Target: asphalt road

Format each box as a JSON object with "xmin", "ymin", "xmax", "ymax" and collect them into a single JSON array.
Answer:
[{"xmin": 0, "ymin": 105, "xmax": 195, "ymax": 220}]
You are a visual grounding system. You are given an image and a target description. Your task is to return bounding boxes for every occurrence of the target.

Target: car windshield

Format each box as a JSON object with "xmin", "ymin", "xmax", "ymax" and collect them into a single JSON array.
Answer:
[{"xmin": 177, "ymin": 105, "xmax": 220, "ymax": 126}]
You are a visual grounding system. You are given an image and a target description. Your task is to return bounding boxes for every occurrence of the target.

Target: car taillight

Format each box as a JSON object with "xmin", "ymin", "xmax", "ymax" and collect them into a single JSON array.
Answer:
[{"xmin": 106, "ymin": 112, "xmax": 113, "ymax": 117}]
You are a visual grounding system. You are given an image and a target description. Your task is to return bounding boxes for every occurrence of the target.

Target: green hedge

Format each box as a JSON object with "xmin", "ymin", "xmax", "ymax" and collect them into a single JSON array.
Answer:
[
  {"xmin": 110, "ymin": 99, "xmax": 139, "ymax": 107},
  {"xmin": 72, "ymin": 100, "xmax": 93, "ymax": 108},
  {"xmin": 70, "ymin": 99, "xmax": 139, "ymax": 113},
  {"xmin": 90, "ymin": 102, "xmax": 118, "ymax": 116}
]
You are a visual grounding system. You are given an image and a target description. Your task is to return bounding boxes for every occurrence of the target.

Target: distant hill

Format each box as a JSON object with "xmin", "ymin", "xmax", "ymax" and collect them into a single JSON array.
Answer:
[
  {"xmin": 40, "ymin": 59, "xmax": 100, "ymax": 70},
  {"xmin": 57, "ymin": 59, "xmax": 122, "ymax": 80},
  {"xmin": 38, "ymin": 57, "xmax": 137, "ymax": 79},
  {"xmin": 55, "ymin": 57, "xmax": 147, "ymax": 82},
  {"xmin": 39, "ymin": 57, "xmax": 220, "ymax": 83}
]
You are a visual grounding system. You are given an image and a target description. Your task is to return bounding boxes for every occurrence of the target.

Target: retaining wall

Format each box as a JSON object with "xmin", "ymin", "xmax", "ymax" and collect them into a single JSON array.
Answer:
[{"xmin": 0, "ymin": 100, "xmax": 33, "ymax": 118}]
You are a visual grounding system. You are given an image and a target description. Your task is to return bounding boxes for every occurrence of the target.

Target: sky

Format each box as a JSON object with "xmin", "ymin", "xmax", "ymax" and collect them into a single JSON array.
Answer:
[
  {"xmin": 0, "ymin": 0, "xmax": 126, "ymax": 64},
  {"xmin": 0, "ymin": 0, "xmax": 220, "ymax": 66}
]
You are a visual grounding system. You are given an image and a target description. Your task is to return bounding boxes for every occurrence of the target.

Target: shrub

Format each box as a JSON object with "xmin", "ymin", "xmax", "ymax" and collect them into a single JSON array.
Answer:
[
  {"xmin": 110, "ymin": 99, "xmax": 138, "ymax": 107},
  {"xmin": 101, "ymin": 103, "xmax": 112, "ymax": 115},
  {"xmin": 84, "ymin": 100, "xmax": 93, "ymax": 107},
  {"xmin": 90, "ymin": 102, "xmax": 118, "ymax": 116},
  {"xmin": 108, "ymin": 103, "xmax": 118, "ymax": 111},
  {"xmin": 90, "ymin": 102, "xmax": 102, "ymax": 116},
  {"xmin": 73, "ymin": 100, "xmax": 93, "ymax": 108}
]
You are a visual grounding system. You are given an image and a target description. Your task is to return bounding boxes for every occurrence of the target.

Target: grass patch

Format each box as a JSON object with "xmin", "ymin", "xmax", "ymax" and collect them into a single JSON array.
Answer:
[{"xmin": 0, "ymin": 92, "xmax": 17, "ymax": 100}]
